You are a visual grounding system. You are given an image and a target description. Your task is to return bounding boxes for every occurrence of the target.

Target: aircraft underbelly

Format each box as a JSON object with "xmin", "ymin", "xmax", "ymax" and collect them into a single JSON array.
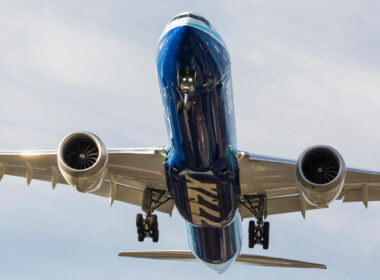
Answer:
[
  {"xmin": 157, "ymin": 23, "xmax": 241, "ymax": 268},
  {"xmin": 166, "ymin": 157, "xmax": 240, "ymax": 227}
]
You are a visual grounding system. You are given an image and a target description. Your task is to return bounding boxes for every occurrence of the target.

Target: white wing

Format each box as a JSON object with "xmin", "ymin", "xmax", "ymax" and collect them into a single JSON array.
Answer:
[
  {"xmin": 237, "ymin": 151, "xmax": 380, "ymax": 219},
  {"xmin": 0, "ymin": 148, "xmax": 174, "ymax": 214}
]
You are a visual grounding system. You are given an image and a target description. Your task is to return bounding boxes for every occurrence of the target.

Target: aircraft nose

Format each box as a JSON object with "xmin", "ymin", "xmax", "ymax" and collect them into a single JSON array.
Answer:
[{"xmin": 173, "ymin": 25, "xmax": 197, "ymax": 43}]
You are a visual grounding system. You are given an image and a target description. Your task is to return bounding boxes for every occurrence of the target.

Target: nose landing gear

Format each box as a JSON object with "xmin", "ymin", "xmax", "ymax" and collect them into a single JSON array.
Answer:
[
  {"xmin": 242, "ymin": 195, "xmax": 270, "ymax": 250},
  {"xmin": 177, "ymin": 92, "xmax": 194, "ymax": 115},
  {"xmin": 177, "ymin": 100, "xmax": 194, "ymax": 115}
]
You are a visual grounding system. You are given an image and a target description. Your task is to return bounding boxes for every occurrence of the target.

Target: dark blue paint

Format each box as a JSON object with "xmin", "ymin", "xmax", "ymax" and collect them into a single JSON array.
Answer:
[
  {"xmin": 186, "ymin": 213, "xmax": 242, "ymax": 272},
  {"xmin": 156, "ymin": 22, "xmax": 241, "ymax": 271}
]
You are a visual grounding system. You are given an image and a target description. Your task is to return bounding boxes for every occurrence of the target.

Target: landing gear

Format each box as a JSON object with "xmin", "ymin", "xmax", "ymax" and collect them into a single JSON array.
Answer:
[
  {"xmin": 242, "ymin": 195, "xmax": 270, "ymax": 250},
  {"xmin": 177, "ymin": 101, "xmax": 184, "ymax": 114},
  {"xmin": 185, "ymin": 102, "xmax": 193, "ymax": 115},
  {"xmin": 177, "ymin": 92, "xmax": 194, "ymax": 115},
  {"xmin": 248, "ymin": 220, "xmax": 270, "ymax": 249},
  {"xmin": 135, "ymin": 188, "xmax": 172, "ymax": 243},
  {"xmin": 136, "ymin": 213, "xmax": 159, "ymax": 242}
]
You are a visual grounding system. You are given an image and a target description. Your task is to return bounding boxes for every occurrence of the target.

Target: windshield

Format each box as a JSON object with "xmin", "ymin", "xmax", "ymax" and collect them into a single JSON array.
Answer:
[{"xmin": 171, "ymin": 13, "xmax": 211, "ymax": 28}]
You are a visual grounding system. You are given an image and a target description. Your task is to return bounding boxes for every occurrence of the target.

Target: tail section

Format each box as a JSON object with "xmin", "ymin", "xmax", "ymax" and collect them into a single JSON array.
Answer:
[{"xmin": 118, "ymin": 250, "xmax": 326, "ymax": 269}]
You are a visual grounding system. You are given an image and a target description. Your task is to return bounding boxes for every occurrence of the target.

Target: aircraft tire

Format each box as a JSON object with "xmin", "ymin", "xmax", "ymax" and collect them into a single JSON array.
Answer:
[
  {"xmin": 137, "ymin": 225, "xmax": 144, "ymax": 234},
  {"xmin": 248, "ymin": 221, "xmax": 255, "ymax": 248},
  {"xmin": 263, "ymin": 221, "xmax": 270, "ymax": 250},
  {"xmin": 138, "ymin": 233, "xmax": 145, "ymax": 242},
  {"xmin": 136, "ymin": 213, "xmax": 143, "ymax": 227},
  {"xmin": 150, "ymin": 214, "xmax": 158, "ymax": 230},
  {"xmin": 249, "ymin": 220, "xmax": 255, "ymax": 235},
  {"xmin": 186, "ymin": 102, "xmax": 193, "ymax": 115},
  {"xmin": 152, "ymin": 229, "xmax": 159, "ymax": 243},
  {"xmin": 177, "ymin": 101, "xmax": 184, "ymax": 114}
]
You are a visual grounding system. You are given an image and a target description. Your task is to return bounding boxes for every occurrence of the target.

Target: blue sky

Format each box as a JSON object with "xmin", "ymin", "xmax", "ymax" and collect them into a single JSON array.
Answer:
[{"xmin": 0, "ymin": 0, "xmax": 380, "ymax": 279}]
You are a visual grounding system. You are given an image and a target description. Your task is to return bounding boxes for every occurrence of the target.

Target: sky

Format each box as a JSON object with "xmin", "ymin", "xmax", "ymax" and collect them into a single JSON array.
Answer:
[{"xmin": 0, "ymin": 0, "xmax": 380, "ymax": 279}]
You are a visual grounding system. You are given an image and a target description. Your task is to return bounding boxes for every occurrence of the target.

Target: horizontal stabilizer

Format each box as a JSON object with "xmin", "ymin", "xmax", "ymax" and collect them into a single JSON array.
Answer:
[
  {"xmin": 118, "ymin": 250, "xmax": 326, "ymax": 269},
  {"xmin": 119, "ymin": 250, "xmax": 196, "ymax": 261},
  {"xmin": 236, "ymin": 254, "xmax": 326, "ymax": 269}
]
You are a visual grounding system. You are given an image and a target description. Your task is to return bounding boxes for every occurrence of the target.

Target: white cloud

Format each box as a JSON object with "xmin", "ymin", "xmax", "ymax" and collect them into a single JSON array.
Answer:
[{"xmin": 0, "ymin": 0, "xmax": 379, "ymax": 279}]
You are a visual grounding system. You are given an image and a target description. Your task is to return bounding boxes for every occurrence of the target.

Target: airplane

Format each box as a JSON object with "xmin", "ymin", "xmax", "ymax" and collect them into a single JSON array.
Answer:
[{"xmin": 1, "ymin": 11, "xmax": 380, "ymax": 273}]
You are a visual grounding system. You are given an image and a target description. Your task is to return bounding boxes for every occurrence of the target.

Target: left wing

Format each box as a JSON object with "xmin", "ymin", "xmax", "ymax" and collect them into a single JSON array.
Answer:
[
  {"xmin": 236, "ymin": 151, "xmax": 380, "ymax": 219},
  {"xmin": 0, "ymin": 148, "xmax": 174, "ymax": 214}
]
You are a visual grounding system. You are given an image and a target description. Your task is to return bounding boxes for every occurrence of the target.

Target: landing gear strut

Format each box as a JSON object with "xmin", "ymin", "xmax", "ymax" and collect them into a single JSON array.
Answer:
[
  {"xmin": 176, "ymin": 92, "xmax": 193, "ymax": 115},
  {"xmin": 241, "ymin": 195, "xmax": 270, "ymax": 250},
  {"xmin": 136, "ymin": 188, "xmax": 172, "ymax": 243}
]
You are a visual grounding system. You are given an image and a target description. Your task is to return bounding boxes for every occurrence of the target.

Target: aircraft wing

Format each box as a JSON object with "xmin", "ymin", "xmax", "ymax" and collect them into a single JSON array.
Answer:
[
  {"xmin": 0, "ymin": 148, "xmax": 174, "ymax": 214},
  {"xmin": 236, "ymin": 151, "xmax": 380, "ymax": 219}
]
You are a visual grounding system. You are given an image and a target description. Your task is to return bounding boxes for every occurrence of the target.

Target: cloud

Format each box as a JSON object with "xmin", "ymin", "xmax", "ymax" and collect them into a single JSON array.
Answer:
[{"xmin": 0, "ymin": 0, "xmax": 379, "ymax": 279}]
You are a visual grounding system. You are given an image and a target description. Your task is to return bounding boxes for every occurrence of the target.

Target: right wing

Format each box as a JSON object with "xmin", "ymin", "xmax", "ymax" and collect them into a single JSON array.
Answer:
[
  {"xmin": 0, "ymin": 147, "xmax": 174, "ymax": 214},
  {"xmin": 237, "ymin": 151, "xmax": 380, "ymax": 219}
]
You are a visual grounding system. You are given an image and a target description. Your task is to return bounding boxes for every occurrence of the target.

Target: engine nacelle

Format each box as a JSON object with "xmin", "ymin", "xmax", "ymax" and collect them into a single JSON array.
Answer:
[
  {"xmin": 296, "ymin": 145, "xmax": 346, "ymax": 207},
  {"xmin": 57, "ymin": 131, "xmax": 108, "ymax": 193}
]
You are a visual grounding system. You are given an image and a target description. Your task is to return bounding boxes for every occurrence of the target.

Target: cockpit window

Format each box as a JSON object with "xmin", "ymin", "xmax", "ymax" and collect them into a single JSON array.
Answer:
[
  {"xmin": 189, "ymin": 14, "xmax": 210, "ymax": 28},
  {"xmin": 171, "ymin": 14, "xmax": 188, "ymax": 22},
  {"xmin": 171, "ymin": 13, "xmax": 211, "ymax": 28}
]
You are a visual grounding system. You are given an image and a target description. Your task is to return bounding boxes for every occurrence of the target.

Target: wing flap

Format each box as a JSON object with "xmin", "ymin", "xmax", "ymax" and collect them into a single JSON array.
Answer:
[
  {"xmin": 239, "ymin": 194, "xmax": 322, "ymax": 219},
  {"xmin": 342, "ymin": 188, "xmax": 380, "ymax": 203},
  {"xmin": 0, "ymin": 163, "xmax": 66, "ymax": 186}
]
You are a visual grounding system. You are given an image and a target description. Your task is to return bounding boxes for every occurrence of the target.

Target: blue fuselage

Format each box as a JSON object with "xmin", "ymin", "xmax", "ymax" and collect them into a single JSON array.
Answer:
[{"xmin": 156, "ymin": 18, "xmax": 242, "ymax": 272}]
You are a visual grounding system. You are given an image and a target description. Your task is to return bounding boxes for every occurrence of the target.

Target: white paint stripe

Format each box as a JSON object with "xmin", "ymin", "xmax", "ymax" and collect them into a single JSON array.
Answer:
[{"xmin": 159, "ymin": 18, "xmax": 227, "ymax": 49}]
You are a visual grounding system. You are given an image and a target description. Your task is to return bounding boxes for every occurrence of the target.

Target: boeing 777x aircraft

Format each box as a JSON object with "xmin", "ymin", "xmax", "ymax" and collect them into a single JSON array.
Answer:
[{"xmin": 1, "ymin": 12, "xmax": 379, "ymax": 272}]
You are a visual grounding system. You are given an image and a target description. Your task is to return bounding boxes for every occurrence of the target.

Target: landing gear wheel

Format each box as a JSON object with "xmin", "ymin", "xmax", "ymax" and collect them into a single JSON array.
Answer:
[
  {"xmin": 136, "ymin": 212, "xmax": 161, "ymax": 243},
  {"xmin": 136, "ymin": 214, "xmax": 143, "ymax": 227},
  {"xmin": 248, "ymin": 236, "xmax": 255, "ymax": 248},
  {"xmin": 136, "ymin": 214, "xmax": 144, "ymax": 236},
  {"xmin": 138, "ymin": 233, "xmax": 145, "ymax": 242},
  {"xmin": 263, "ymin": 221, "xmax": 270, "ymax": 250},
  {"xmin": 185, "ymin": 102, "xmax": 193, "ymax": 115},
  {"xmin": 152, "ymin": 229, "xmax": 159, "ymax": 243},
  {"xmin": 137, "ymin": 225, "xmax": 144, "ymax": 234},
  {"xmin": 150, "ymin": 214, "xmax": 158, "ymax": 230},
  {"xmin": 248, "ymin": 221, "xmax": 256, "ymax": 248},
  {"xmin": 177, "ymin": 101, "xmax": 184, "ymax": 114}
]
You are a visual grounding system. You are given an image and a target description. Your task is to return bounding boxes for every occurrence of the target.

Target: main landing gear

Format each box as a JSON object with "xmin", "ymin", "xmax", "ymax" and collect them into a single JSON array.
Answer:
[
  {"xmin": 136, "ymin": 213, "xmax": 159, "ymax": 242},
  {"xmin": 136, "ymin": 188, "xmax": 172, "ymax": 243},
  {"xmin": 241, "ymin": 195, "xmax": 270, "ymax": 250}
]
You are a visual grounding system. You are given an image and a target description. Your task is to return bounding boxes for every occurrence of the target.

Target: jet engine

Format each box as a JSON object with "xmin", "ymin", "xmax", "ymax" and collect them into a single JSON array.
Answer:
[
  {"xmin": 296, "ymin": 145, "xmax": 346, "ymax": 207},
  {"xmin": 57, "ymin": 132, "xmax": 108, "ymax": 192}
]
